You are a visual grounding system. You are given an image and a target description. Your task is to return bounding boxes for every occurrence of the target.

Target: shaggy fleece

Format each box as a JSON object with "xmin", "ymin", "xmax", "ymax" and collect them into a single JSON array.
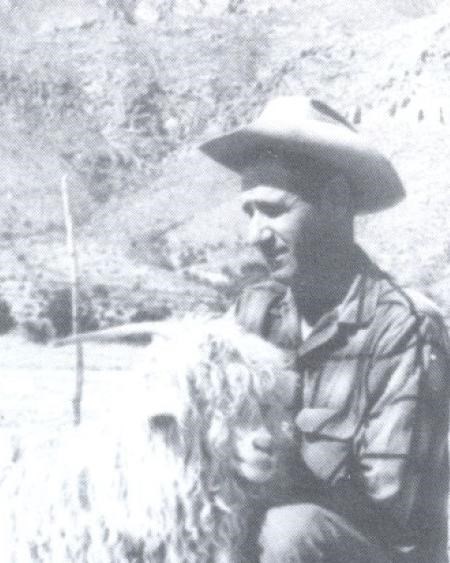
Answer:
[{"xmin": 1, "ymin": 316, "xmax": 299, "ymax": 562}]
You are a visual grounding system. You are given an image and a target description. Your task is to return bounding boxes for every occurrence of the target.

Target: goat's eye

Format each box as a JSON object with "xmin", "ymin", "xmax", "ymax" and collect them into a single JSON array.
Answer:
[
  {"xmin": 259, "ymin": 402, "xmax": 272, "ymax": 417},
  {"xmin": 236, "ymin": 401, "xmax": 252, "ymax": 422},
  {"xmin": 235, "ymin": 398, "xmax": 262, "ymax": 427}
]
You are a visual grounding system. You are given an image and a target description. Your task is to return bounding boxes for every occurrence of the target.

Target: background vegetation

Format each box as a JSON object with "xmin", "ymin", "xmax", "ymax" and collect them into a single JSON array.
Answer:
[
  {"xmin": 0, "ymin": 0, "xmax": 448, "ymax": 338},
  {"xmin": 0, "ymin": 3, "xmax": 449, "ymax": 559}
]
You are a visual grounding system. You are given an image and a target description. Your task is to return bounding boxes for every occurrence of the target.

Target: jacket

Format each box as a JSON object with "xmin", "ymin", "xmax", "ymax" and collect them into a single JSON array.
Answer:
[{"xmin": 234, "ymin": 249, "xmax": 449, "ymax": 562}]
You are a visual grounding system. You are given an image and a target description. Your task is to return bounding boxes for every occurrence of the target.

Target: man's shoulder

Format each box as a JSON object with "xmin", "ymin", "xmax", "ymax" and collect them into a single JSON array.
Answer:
[
  {"xmin": 359, "ymin": 248, "xmax": 445, "ymax": 325},
  {"xmin": 374, "ymin": 277, "xmax": 449, "ymax": 349},
  {"xmin": 377, "ymin": 278, "xmax": 445, "ymax": 322}
]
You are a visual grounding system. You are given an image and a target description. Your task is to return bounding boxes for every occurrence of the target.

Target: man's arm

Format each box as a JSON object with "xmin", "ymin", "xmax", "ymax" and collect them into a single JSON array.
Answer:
[{"xmin": 351, "ymin": 308, "xmax": 449, "ymax": 545}]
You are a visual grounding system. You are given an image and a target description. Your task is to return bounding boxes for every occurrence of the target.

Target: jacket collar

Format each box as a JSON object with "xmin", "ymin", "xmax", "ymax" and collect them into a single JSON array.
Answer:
[
  {"xmin": 292, "ymin": 247, "xmax": 384, "ymax": 359},
  {"xmin": 335, "ymin": 248, "xmax": 384, "ymax": 328}
]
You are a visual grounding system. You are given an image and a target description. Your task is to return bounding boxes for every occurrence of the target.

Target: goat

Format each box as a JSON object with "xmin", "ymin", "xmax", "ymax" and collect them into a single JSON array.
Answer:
[{"xmin": 1, "ymin": 317, "xmax": 300, "ymax": 561}]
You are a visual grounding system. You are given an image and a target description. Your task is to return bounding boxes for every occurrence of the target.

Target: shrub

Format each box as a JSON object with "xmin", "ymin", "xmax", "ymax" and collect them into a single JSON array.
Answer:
[
  {"xmin": 0, "ymin": 296, "xmax": 15, "ymax": 334},
  {"xmin": 22, "ymin": 317, "xmax": 55, "ymax": 344},
  {"xmin": 92, "ymin": 284, "xmax": 110, "ymax": 299},
  {"xmin": 43, "ymin": 288, "xmax": 99, "ymax": 337},
  {"xmin": 130, "ymin": 304, "xmax": 172, "ymax": 323}
]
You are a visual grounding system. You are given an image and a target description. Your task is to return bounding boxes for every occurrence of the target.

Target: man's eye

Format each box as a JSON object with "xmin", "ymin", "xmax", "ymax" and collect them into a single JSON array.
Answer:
[
  {"xmin": 259, "ymin": 203, "xmax": 284, "ymax": 218},
  {"xmin": 242, "ymin": 202, "xmax": 286, "ymax": 218}
]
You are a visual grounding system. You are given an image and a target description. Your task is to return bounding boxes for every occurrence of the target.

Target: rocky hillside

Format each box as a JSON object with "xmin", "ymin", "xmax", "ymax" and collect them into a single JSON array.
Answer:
[{"xmin": 0, "ymin": 0, "xmax": 448, "ymax": 329}]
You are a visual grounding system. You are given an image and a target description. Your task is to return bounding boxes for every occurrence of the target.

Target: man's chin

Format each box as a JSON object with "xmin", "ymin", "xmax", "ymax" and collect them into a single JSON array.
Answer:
[
  {"xmin": 269, "ymin": 269, "xmax": 312, "ymax": 297},
  {"xmin": 269, "ymin": 268, "xmax": 295, "ymax": 286}
]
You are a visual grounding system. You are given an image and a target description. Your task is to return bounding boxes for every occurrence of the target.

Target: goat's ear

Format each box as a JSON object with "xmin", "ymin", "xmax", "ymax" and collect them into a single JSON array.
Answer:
[
  {"xmin": 148, "ymin": 414, "xmax": 180, "ymax": 449},
  {"xmin": 149, "ymin": 413, "xmax": 178, "ymax": 430}
]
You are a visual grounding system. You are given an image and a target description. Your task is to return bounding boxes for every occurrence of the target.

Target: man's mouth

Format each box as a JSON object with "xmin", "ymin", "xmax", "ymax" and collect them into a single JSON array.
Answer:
[{"xmin": 265, "ymin": 248, "xmax": 289, "ymax": 270}]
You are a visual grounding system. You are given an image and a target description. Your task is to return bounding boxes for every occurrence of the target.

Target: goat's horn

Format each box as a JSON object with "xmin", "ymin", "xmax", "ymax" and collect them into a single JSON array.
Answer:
[{"xmin": 53, "ymin": 321, "xmax": 174, "ymax": 347}]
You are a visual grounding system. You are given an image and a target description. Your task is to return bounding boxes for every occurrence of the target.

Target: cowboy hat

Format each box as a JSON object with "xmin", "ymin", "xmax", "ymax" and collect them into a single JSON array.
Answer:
[{"xmin": 199, "ymin": 96, "xmax": 405, "ymax": 214}]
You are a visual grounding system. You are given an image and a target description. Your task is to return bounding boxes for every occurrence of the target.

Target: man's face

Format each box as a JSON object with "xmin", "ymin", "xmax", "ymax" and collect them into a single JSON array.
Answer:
[{"xmin": 240, "ymin": 160, "xmax": 328, "ymax": 287}]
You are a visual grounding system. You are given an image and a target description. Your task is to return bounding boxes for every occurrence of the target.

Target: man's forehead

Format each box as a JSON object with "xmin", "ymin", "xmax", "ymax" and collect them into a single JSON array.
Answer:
[
  {"xmin": 240, "ymin": 185, "xmax": 296, "ymax": 206},
  {"xmin": 241, "ymin": 157, "xmax": 295, "ymax": 190},
  {"xmin": 240, "ymin": 153, "xmax": 333, "ymax": 194}
]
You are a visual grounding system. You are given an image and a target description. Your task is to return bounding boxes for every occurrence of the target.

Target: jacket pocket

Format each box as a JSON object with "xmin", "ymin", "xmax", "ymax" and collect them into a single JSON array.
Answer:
[{"xmin": 295, "ymin": 407, "xmax": 356, "ymax": 483}]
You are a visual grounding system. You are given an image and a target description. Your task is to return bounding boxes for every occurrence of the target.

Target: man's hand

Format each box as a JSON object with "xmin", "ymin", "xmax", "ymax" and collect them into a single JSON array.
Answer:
[{"xmin": 232, "ymin": 426, "xmax": 276, "ymax": 484}]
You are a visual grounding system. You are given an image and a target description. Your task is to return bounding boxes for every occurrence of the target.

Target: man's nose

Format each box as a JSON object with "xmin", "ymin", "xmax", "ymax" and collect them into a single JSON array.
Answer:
[{"xmin": 247, "ymin": 214, "xmax": 273, "ymax": 246}]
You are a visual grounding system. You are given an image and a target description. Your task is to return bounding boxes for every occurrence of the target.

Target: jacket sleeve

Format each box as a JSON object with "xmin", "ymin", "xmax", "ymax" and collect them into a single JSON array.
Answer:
[{"xmin": 353, "ymin": 308, "xmax": 449, "ymax": 533}]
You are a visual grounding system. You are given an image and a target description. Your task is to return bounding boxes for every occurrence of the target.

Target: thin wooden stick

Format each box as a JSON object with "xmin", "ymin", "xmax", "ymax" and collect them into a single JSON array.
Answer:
[{"xmin": 60, "ymin": 174, "xmax": 85, "ymax": 426}]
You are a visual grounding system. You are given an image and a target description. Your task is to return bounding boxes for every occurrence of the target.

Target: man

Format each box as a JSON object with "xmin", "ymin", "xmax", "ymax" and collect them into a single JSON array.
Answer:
[{"xmin": 200, "ymin": 96, "xmax": 449, "ymax": 562}]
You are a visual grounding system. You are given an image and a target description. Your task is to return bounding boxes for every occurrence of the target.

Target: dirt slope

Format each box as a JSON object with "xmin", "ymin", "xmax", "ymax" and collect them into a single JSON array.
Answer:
[{"xmin": 0, "ymin": 0, "xmax": 448, "ymax": 323}]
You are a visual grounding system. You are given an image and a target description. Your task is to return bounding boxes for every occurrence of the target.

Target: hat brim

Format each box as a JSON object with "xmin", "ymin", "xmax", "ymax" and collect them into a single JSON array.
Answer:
[{"xmin": 199, "ymin": 120, "xmax": 405, "ymax": 214}]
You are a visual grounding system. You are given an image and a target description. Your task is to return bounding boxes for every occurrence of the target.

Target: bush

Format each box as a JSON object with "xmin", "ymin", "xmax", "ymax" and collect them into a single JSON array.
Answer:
[
  {"xmin": 22, "ymin": 317, "xmax": 55, "ymax": 344},
  {"xmin": 130, "ymin": 304, "xmax": 172, "ymax": 323},
  {"xmin": 92, "ymin": 284, "xmax": 110, "ymax": 299},
  {"xmin": 0, "ymin": 296, "xmax": 15, "ymax": 334},
  {"xmin": 43, "ymin": 289, "xmax": 99, "ymax": 338}
]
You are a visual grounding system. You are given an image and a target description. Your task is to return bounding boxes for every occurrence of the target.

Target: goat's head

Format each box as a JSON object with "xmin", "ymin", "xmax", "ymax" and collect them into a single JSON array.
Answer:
[{"xmin": 95, "ymin": 318, "xmax": 301, "ymax": 560}]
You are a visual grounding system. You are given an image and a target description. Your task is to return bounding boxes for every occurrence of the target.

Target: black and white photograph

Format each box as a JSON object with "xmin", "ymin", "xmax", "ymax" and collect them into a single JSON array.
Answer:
[{"xmin": 0, "ymin": 1, "xmax": 449, "ymax": 561}]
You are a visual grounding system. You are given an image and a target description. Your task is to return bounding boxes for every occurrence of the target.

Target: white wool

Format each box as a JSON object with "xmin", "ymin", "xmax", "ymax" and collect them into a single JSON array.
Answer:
[
  {"xmin": 1, "ymin": 315, "xmax": 299, "ymax": 562},
  {"xmin": 142, "ymin": 315, "xmax": 297, "ymax": 417}
]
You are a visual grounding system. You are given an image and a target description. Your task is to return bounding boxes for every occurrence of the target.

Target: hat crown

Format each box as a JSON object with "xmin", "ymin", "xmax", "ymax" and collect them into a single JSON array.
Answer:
[
  {"xmin": 257, "ymin": 96, "xmax": 355, "ymax": 133},
  {"xmin": 199, "ymin": 95, "xmax": 405, "ymax": 214}
]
